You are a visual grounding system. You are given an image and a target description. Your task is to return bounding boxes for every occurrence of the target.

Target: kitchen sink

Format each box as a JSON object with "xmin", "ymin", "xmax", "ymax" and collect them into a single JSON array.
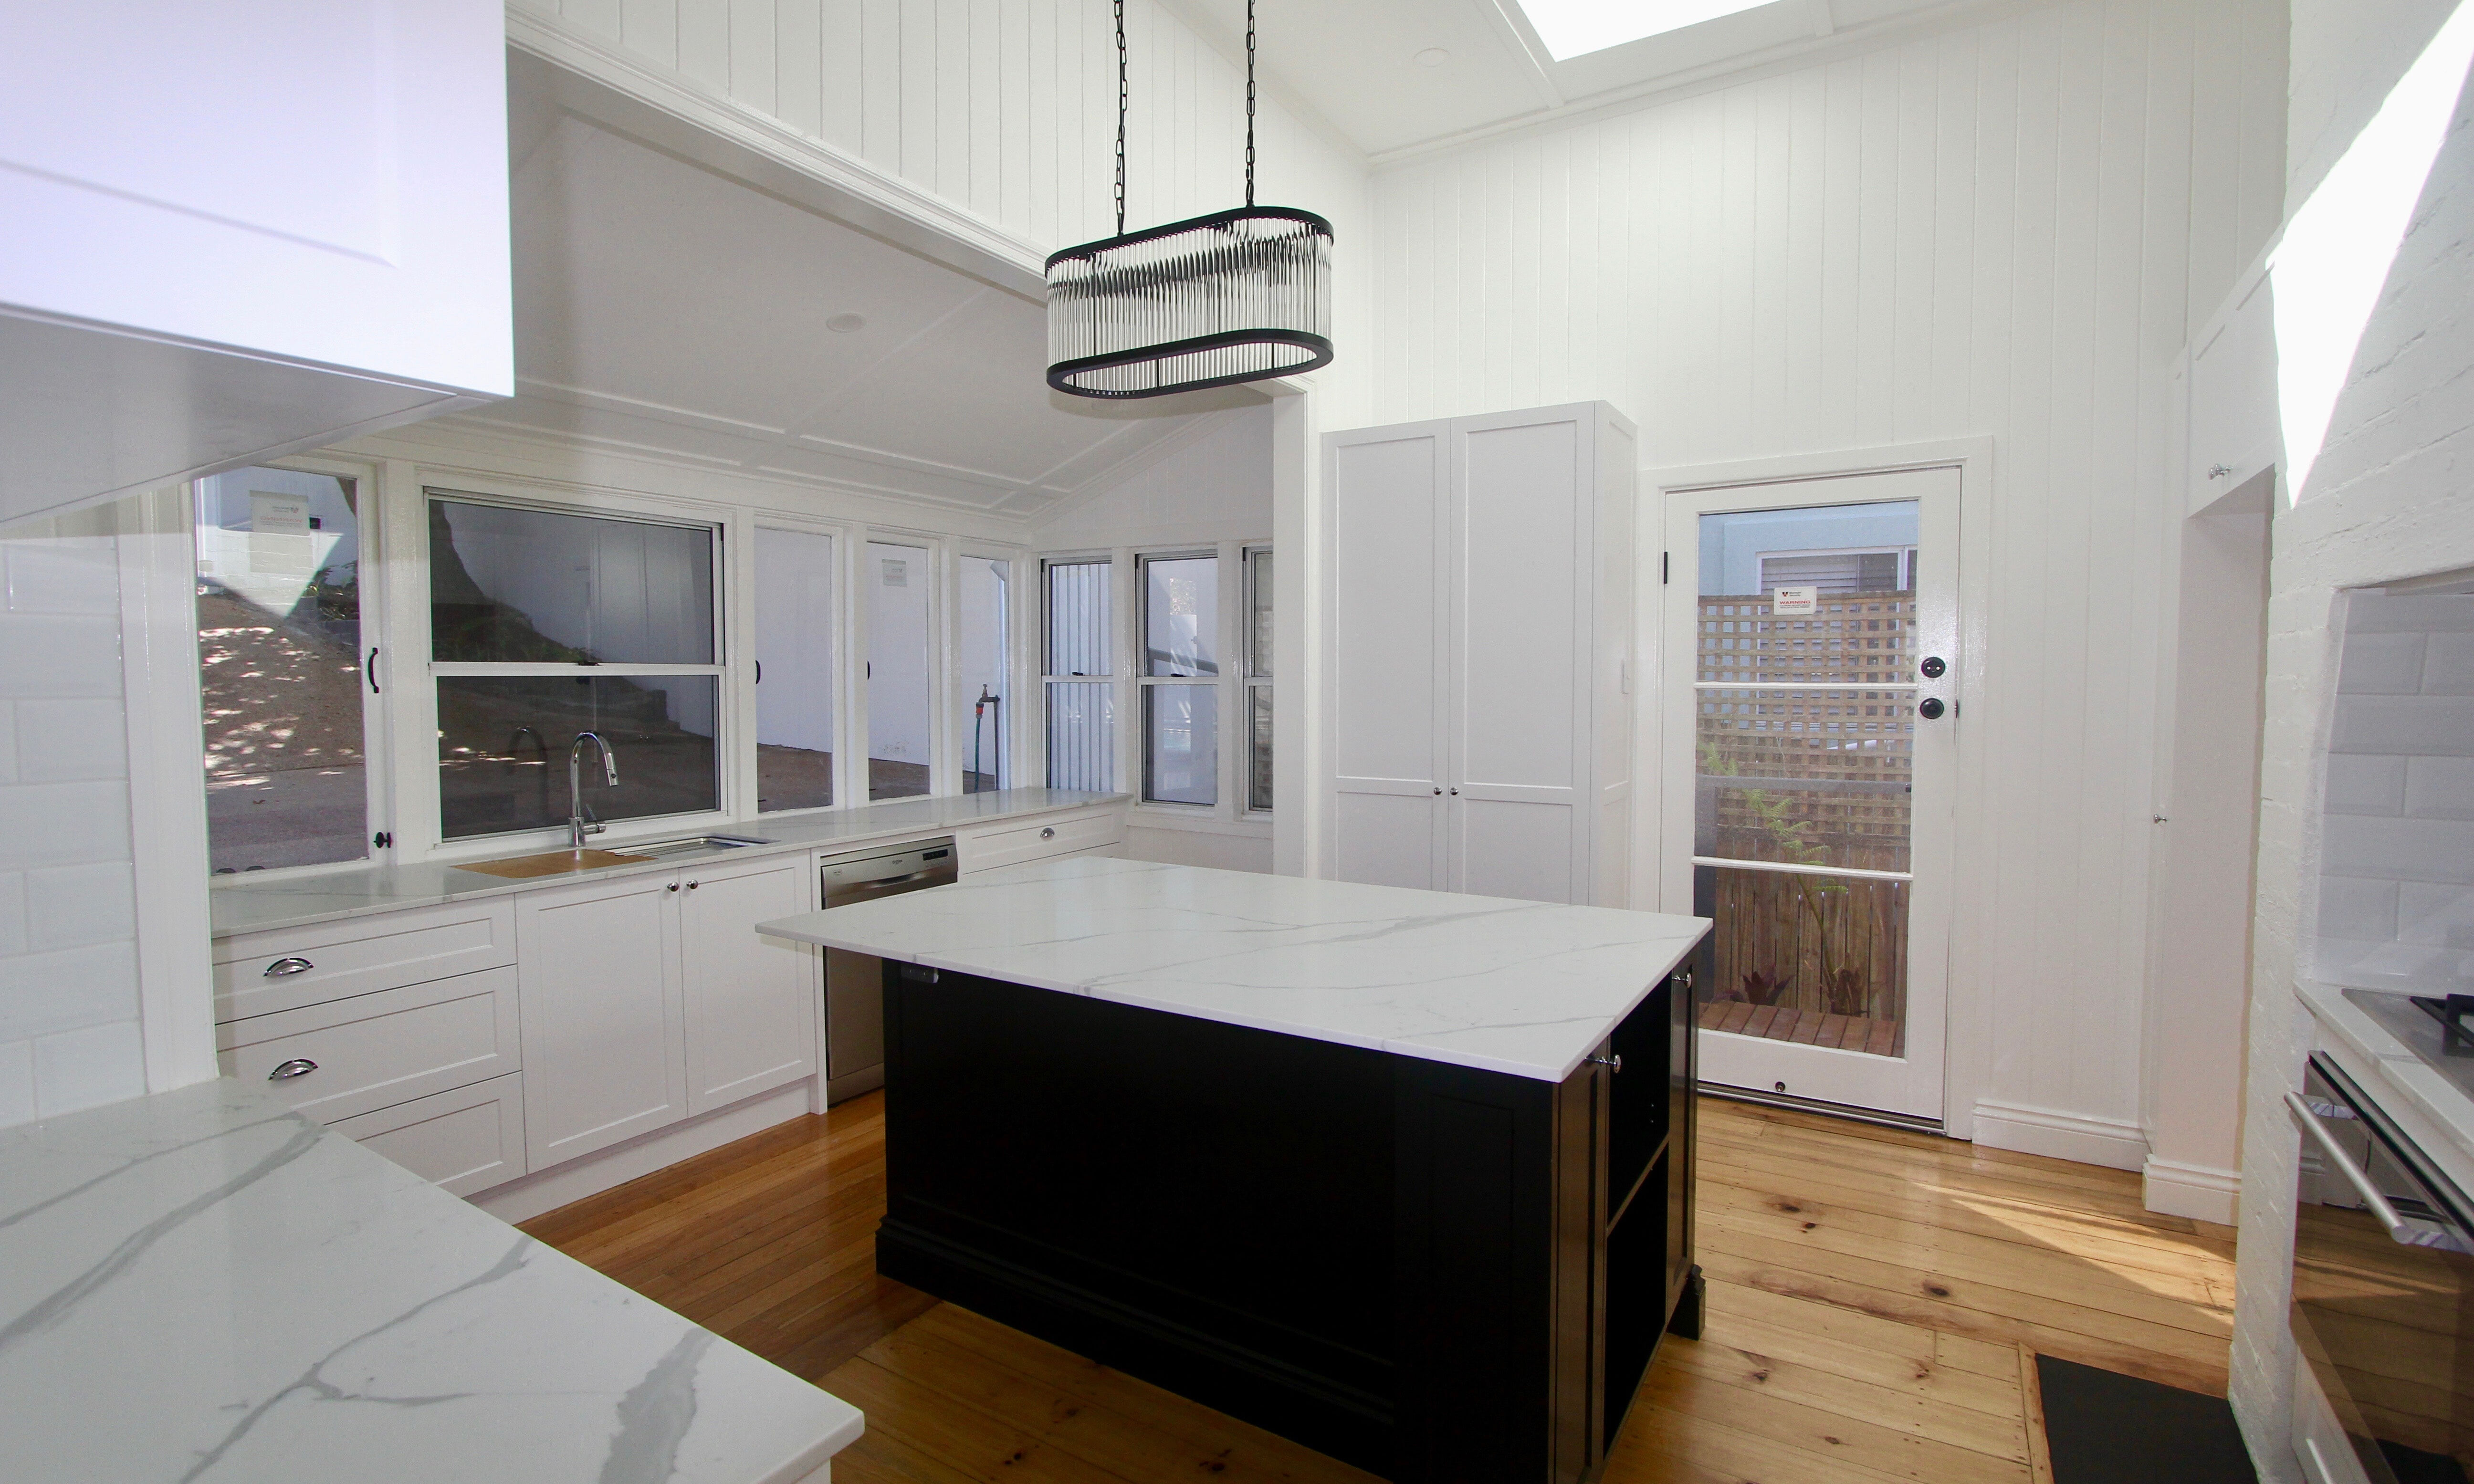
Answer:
[
  {"xmin": 625, "ymin": 834, "xmax": 776, "ymax": 856},
  {"xmin": 458, "ymin": 848, "xmax": 656, "ymax": 879}
]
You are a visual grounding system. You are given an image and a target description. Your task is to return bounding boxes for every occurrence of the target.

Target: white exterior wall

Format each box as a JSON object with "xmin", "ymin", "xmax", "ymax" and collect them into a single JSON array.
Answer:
[
  {"xmin": 2230, "ymin": 9, "xmax": 2474, "ymax": 1470},
  {"xmin": 1361, "ymin": 0, "xmax": 2287, "ymax": 1153}
]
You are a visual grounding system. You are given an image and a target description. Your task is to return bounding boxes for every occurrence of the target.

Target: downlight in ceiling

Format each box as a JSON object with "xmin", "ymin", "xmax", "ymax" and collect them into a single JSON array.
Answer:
[{"xmin": 1518, "ymin": 0, "xmax": 1775, "ymax": 60}]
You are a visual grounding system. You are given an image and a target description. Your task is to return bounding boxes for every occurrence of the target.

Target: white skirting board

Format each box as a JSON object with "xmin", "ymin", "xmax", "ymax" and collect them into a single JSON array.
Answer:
[
  {"xmin": 473, "ymin": 1078, "xmax": 815, "ymax": 1225},
  {"xmin": 2144, "ymin": 1156, "xmax": 2243, "ymax": 1225},
  {"xmin": 1970, "ymin": 1097, "xmax": 2151, "ymax": 1172}
]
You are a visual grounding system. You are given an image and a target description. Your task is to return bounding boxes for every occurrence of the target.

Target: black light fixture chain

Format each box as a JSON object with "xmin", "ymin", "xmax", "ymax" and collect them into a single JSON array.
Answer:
[
  {"xmin": 1245, "ymin": 0, "xmax": 1258, "ymax": 208},
  {"xmin": 1114, "ymin": 0, "xmax": 1128, "ymax": 236}
]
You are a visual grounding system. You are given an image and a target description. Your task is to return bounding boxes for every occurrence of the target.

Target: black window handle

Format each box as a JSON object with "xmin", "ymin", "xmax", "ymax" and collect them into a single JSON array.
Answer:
[{"xmin": 367, "ymin": 648, "xmax": 380, "ymax": 693}]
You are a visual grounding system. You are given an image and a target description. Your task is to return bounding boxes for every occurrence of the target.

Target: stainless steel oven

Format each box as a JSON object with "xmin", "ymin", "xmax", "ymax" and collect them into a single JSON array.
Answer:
[{"xmin": 2289, "ymin": 1053, "xmax": 2474, "ymax": 1484}]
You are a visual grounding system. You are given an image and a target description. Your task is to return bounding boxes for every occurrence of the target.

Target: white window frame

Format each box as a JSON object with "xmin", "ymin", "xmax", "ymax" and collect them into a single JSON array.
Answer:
[
  {"xmin": 851, "ymin": 525, "xmax": 946, "ymax": 804},
  {"xmin": 412, "ymin": 481, "xmax": 735, "ymax": 862},
  {"xmin": 191, "ymin": 451, "xmax": 396, "ymax": 882},
  {"xmin": 1135, "ymin": 548, "xmax": 1223, "ymax": 811},
  {"xmin": 743, "ymin": 514, "xmax": 853, "ymax": 819},
  {"xmin": 1038, "ymin": 550, "xmax": 1118, "ymax": 794},
  {"xmin": 1242, "ymin": 543, "xmax": 1272, "ymax": 816}
]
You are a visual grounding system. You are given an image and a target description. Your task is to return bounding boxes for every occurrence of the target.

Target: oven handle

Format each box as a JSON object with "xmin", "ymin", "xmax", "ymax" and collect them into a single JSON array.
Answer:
[{"xmin": 2286, "ymin": 1091, "xmax": 2411, "ymax": 1240}]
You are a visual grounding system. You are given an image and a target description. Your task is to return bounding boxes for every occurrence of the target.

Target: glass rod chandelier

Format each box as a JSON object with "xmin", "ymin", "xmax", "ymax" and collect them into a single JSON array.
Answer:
[{"xmin": 1045, "ymin": 0, "xmax": 1334, "ymax": 399}]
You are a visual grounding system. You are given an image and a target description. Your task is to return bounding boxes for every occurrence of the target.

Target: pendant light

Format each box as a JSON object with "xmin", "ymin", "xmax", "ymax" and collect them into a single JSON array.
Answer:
[{"xmin": 1045, "ymin": 0, "xmax": 1334, "ymax": 399}]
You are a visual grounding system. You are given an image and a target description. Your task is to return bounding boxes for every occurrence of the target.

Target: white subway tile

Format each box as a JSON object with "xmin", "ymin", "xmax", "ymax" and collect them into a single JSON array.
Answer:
[
  {"xmin": 32, "ymin": 1020, "xmax": 145, "ymax": 1118},
  {"xmin": 0, "ymin": 614, "xmax": 120, "ymax": 700},
  {"xmin": 2322, "ymin": 813, "xmax": 2474, "ymax": 886},
  {"xmin": 2324, "ymin": 753, "xmax": 2407, "ymax": 815},
  {"xmin": 0, "ymin": 940, "xmax": 137, "ymax": 1040},
  {"xmin": 2, "ymin": 537, "xmax": 119, "ymax": 616},
  {"xmin": 2407, "ymin": 756, "xmax": 2474, "ymax": 820},
  {"xmin": 0, "ymin": 782, "xmax": 131, "ymax": 869},
  {"xmin": 2399, "ymin": 882, "xmax": 2474, "ymax": 949},
  {"xmin": 2328, "ymin": 695, "xmax": 2474, "ymax": 756},
  {"xmin": 0, "ymin": 1038, "xmax": 33, "ymax": 1129},
  {"xmin": 2426, "ymin": 633, "xmax": 2474, "ymax": 696},
  {"xmin": 12, "ymin": 699, "xmax": 126, "ymax": 782},
  {"xmin": 0, "ymin": 871, "xmax": 22, "ymax": 958},
  {"xmin": 2347, "ymin": 594, "xmax": 2474, "ymax": 634},
  {"xmin": 24, "ymin": 863, "xmax": 134, "ymax": 951},
  {"xmin": 2338, "ymin": 631, "xmax": 2428, "ymax": 694},
  {"xmin": 2318, "ymin": 875, "xmax": 2400, "ymax": 941}
]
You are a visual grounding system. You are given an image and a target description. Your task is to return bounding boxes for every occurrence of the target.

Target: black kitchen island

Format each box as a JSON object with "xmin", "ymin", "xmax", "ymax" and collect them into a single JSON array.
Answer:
[{"xmin": 757, "ymin": 857, "xmax": 1709, "ymax": 1484}]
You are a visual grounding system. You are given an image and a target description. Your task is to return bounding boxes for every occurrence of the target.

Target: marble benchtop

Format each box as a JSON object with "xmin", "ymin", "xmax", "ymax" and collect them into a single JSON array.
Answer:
[
  {"xmin": 757, "ymin": 855, "xmax": 1712, "ymax": 1083},
  {"xmin": 0, "ymin": 1079, "xmax": 863, "ymax": 1484},
  {"xmin": 211, "ymin": 788, "xmax": 1128, "ymax": 939}
]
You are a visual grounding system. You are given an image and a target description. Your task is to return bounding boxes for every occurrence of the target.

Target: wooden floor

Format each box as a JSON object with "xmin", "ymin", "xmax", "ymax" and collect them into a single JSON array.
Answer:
[
  {"xmin": 522, "ymin": 1092, "xmax": 2236, "ymax": 1484},
  {"xmin": 1699, "ymin": 1000, "xmax": 1907, "ymax": 1056}
]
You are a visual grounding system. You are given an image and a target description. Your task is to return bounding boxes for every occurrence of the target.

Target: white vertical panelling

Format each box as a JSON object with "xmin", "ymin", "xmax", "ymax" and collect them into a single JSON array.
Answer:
[{"xmin": 1363, "ymin": 0, "xmax": 2284, "ymax": 1141}]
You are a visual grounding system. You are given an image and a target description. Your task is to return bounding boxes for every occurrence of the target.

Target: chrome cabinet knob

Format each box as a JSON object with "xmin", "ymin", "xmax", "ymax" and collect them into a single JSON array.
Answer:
[
  {"xmin": 269, "ymin": 1058, "xmax": 318, "ymax": 1081},
  {"xmin": 264, "ymin": 957, "xmax": 314, "ymax": 977},
  {"xmin": 667, "ymin": 882, "xmax": 680, "ymax": 892},
  {"xmin": 1040, "ymin": 826, "xmax": 1056, "ymax": 839},
  {"xmin": 1591, "ymin": 1053, "xmax": 1623, "ymax": 1074},
  {"xmin": 687, "ymin": 880, "xmax": 700, "ymax": 889}
]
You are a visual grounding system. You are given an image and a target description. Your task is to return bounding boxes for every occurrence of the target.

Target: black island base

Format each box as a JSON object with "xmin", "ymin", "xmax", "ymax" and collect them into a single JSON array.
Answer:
[{"xmin": 874, "ymin": 955, "xmax": 1705, "ymax": 1484}]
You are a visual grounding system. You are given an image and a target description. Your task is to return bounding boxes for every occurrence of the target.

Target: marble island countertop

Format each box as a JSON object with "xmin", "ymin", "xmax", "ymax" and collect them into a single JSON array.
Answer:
[
  {"xmin": 0, "ymin": 1079, "xmax": 862, "ymax": 1484},
  {"xmin": 757, "ymin": 855, "xmax": 1711, "ymax": 1082},
  {"xmin": 211, "ymin": 788, "xmax": 1127, "ymax": 939}
]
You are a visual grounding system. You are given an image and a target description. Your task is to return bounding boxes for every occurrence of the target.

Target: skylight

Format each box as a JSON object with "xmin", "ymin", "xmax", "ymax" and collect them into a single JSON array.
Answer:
[{"xmin": 1518, "ymin": 0, "xmax": 1774, "ymax": 60}]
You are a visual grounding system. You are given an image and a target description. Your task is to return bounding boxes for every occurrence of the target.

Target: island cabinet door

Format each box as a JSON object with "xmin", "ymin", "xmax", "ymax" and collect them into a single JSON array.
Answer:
[
  {"xmin": 678, "ymin": 852, "xmax": 818, "ymax": 1116},
  {"xmin": 1393, "ymin": 1053, "xmax": 1606, "ymax": 1484},
  {"xmin": 514, "ymin": 872, "xmax": 688, "ymax": 1169}
]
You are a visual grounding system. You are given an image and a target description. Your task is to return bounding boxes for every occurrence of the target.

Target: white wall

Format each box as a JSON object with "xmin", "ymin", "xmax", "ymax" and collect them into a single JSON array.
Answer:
[
  {"xmin": 1358, "ymin": 0, "xmax": 2287, "ymax": 1155},
  {"xmin": 2230, "ymin": 6, "xmax": 2474, "ymax": 1471},
  {"xmin": 0, "ymin": 509, "xmax": 144, "ymax": 1125}
]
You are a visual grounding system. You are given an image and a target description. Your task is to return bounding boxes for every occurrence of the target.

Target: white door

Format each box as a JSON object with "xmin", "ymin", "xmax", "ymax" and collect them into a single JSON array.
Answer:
[
  {"xmin": 1325, "ymin": 423, "xmax": 1452, "ymax": 890},
  {"xmin": 515, "ymin": 871, "xmax": 687, "ymax": 1168},
  {"xmin": 1659, "ymin": 468, "xmax": 1960, "ymax": 1121},
  {"xmin": 1449, "ymin": 412, "xmax": 1592, "ymax": 904},
  {"xmin": 680, "ymin": 852, "xmax": 818, "ymax": 1116}
]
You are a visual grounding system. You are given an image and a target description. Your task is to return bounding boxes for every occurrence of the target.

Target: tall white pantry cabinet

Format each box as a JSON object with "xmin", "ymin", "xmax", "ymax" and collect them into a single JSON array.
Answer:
[{"xmin": 1320, "ymin": 403, "xmax": 1637, "ymax": 908}]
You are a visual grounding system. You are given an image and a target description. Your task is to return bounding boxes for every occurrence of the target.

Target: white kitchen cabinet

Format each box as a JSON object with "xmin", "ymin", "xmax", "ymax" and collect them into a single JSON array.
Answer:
[
  {"xmin": 1322, "ymin": 404, "xmax": 1637, "ymax": 906},
  {"xmin": 2187, "ymin": 267, "xmax": 2280, "ymax": 508},
  {"xmin": 515, "ymin": 873, "xmax": 690, "ymax": 1170},
  {"xmin": 0, "ymin": 0, "xmax": 511, "ymax": 526},
  {"xmin": 328, "ymin": 1073, "xmax": 528, "ymax": 1198},
  {"xmin": 680, "ymin": 852, "xmax": 819, "ymax": 1117}
]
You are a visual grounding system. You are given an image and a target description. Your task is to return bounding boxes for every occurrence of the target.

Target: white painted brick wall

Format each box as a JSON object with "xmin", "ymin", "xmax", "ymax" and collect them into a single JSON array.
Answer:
[
  {"xmin": 0, "ymin": 522, "xmax": 142, "ymax": 1128},
  {"xmin": 2232, "ymin": 21, "xmax": 2474, "ymax": 1475}
]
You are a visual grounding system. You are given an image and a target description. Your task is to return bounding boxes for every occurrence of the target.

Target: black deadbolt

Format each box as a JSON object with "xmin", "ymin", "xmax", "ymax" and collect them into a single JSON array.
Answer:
[
  {"xmin": 1919, "ymin": 655, "xmax": 1947, "ymax": 678},
  {"xmin": 1918, "ymin": 697, "xmax": 1946, "ymax": 720}
]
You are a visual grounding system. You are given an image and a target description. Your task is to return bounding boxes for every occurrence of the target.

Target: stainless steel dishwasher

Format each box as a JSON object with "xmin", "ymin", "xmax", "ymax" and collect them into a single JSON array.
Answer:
[{"xmin": 820, "ymin": 837, "xmax": 957, "ymax": 1104}]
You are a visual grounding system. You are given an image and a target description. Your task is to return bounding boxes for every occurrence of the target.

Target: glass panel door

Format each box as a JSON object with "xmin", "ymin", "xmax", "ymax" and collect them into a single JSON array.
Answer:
[
  {"xmin": 956, "ymin": 556, "xmax": 1010, "ymax": 794},
  {"xmin": 1663, "ymin": 471, "xmax": 1960, "ymax": 1121}
]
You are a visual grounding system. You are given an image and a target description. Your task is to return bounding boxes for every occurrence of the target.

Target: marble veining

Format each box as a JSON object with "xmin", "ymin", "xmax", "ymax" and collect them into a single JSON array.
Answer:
[
  {"xmin": 210, "ymin": 788, "xmax": 1126, "ymax": 939},
  {"xmin": 757, "ymin": 856, "xmax": 1710, "ymax": 1082},
  {"xmin": 0, "ymin": 1079, "xmax": 861, "ymax": 1483}
]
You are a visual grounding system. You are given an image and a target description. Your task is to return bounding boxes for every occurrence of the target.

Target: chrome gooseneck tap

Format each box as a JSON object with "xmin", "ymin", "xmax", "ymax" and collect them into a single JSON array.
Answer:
[{"xmin": 568, "ymin": 732, "xmax": 618, "ymax": 848}]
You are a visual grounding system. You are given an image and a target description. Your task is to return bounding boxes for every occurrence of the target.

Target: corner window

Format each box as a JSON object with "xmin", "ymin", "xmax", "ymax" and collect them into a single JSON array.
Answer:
[
  {"xmin": 957, "ymin": 555, "xmax": 1011, "ymax": 793},
  {"xmin": 1043, "ymin": 559, "xmax": 1113, "ymax": 791},
  {"xmin": 428, "ymin": 495, "xmax": 723, "ymax": 840},
  {"xmin": 755, "ymin": 528, "xmax": 836, "ymax": 812},
  {"xmin": 1244, "ymin": 547, "xmax": 1272, "ymax": 813},
  {"xmin": 1141, "ymin": 553, "xmax": 1218, "ymax": 806},
  {"xmin": 196, "ymin": 466, "xmax": 377, "ymax": 873}
]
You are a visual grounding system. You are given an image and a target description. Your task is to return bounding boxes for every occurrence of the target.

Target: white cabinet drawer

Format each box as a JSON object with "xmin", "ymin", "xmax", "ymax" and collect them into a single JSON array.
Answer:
[
  {"xmin": 329, "ymin": 1072, "xmax": 527, "ymax": 1197},
  {"xmin": 215, "ymin": 898, "xmax": 516, "ymax": 1023},
  {"xmin": 959, "ymin": 809, "xmax": 1124, "ymax": 874},
  {"xmin": 218, "ymin": 965, "xmax": 520, "ymax": 1124}
]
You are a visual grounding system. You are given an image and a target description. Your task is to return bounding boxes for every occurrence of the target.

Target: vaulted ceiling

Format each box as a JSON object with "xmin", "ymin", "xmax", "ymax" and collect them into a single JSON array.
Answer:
[
  {"xmin": 1164, "ymin": 0, "xmax": 1978, "ymax": 158},
  {"xmin": 451, "ymin": 79, "xmax": 1255, "ymax": 523}
]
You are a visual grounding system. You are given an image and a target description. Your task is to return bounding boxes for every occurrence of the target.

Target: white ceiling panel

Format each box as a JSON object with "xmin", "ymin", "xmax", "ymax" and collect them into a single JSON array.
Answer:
[{"xmin": 455, "ymin": 97, "xmax": 1239, "ymax": 519}]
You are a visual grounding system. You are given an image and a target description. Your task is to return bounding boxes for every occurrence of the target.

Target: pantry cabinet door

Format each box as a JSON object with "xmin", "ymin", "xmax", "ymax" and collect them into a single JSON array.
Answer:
[
  {"xmin": 679, "ymin": 853, "xmax": 819, "ymax": 1116},
  {"xmin": 515, "ymin": 873, "xmax": 687, "ymax": 1169}
]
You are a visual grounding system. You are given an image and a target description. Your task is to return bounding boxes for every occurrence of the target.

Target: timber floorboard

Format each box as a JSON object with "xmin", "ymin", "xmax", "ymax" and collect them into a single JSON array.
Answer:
[{"xmin": 522, "ymin": 1092, "xmax": 2236, "ymax": 1483}]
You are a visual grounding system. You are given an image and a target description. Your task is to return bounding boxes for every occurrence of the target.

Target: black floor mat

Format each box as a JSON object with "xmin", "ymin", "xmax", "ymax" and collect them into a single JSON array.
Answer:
[{"xmin": 2036, "ymin": 1355, "xmax": 2257, "ymax": 1484}]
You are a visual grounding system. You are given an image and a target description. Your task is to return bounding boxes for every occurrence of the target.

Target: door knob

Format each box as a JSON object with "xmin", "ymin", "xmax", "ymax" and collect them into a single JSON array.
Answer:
[
  {"xmin": 1918, "ymin": 698, "xmax": 1946, "ymax": 720},
  {"xmin": 1919, "ymin": 656, "xmax": 1946, "ymax": 678}
]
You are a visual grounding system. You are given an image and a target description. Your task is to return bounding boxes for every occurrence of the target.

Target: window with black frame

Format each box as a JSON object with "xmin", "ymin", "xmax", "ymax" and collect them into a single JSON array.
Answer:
[{"xmin": 428, "ymin": 496, "xmax": 723, "ymax": 840}]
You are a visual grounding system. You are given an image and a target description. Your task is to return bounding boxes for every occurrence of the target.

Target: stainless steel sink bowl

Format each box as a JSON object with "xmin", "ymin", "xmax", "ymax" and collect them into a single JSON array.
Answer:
[{"xmin": 625, "ymin": 834, "xmax": 776, "ymax": 856}]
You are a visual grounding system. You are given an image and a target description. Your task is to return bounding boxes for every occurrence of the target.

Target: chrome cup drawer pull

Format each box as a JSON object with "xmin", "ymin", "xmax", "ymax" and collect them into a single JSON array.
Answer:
[
  {"xmin": 264, "ymin": 957, "xmax": 314, "ymax": 978},
  {"xmin": 1040, "ymin": 826, "xmax": 1056, "ymax": 839},
  {"xmin": 269, "ymin": 1058, "xmax": 319, "ymax": 1081}
]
